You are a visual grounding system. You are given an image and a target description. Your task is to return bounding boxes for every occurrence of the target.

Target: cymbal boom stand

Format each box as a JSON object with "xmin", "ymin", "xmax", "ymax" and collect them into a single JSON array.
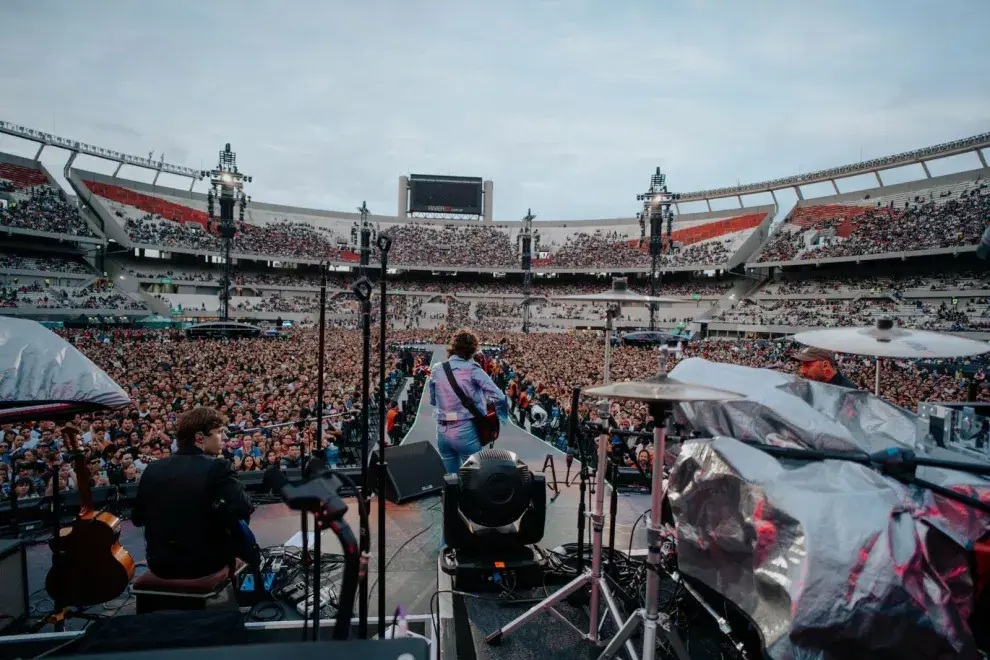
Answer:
[{"xmin": 598, "ymin": 406, "xmax": 689, "ymax": 660}]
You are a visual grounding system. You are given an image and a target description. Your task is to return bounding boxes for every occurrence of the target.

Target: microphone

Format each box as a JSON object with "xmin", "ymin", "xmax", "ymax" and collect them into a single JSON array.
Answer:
[{"xmin": 978, "ymin": 226, "xmax": 990, "ymax": 260}]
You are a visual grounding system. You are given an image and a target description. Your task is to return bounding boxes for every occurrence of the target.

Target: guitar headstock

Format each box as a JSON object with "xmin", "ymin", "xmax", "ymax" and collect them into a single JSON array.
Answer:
[{"xmin": 62, "ymin": 424, "xmax": 82, "ymax": 453}]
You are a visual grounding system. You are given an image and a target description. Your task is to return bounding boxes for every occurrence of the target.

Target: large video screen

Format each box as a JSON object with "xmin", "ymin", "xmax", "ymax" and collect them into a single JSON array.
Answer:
[{"xmin": 409, "ymin": 174, "xmax": 483, "ymax": 215}]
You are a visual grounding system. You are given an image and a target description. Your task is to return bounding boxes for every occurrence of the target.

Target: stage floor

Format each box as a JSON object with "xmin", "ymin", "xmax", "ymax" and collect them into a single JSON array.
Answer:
[{"xmin": 22, "ymin": 344, "xmax": 650, "ymax": 660}]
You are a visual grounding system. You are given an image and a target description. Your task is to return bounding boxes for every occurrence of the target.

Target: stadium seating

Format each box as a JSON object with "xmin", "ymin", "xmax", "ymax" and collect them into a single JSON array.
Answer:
[{"xmin": 754, "ymin": 169, "xmax": 989, "ymax": 263}]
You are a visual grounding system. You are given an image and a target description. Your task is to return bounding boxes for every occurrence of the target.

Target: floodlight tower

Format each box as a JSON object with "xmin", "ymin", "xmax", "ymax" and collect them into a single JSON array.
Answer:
[
  {"xmin": 204, "ymin": 143, "xmax": 252, "ymax": 321},
  {"xmin": 517, "ymin": 209, "xmax": 537, "ymax": 333},
  {"xmin": 636, "ymin": 168, "xmax": 678, "ymax": 330},
  {"xmin": 357, "ymin": 201, "xmax": 376, "ymax": 277}
]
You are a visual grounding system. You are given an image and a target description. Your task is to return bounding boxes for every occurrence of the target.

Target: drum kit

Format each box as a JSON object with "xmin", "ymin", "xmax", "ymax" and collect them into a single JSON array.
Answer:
[{"xmin": 485, "ymin": 303, "xmax": 989, "ymax": 659}]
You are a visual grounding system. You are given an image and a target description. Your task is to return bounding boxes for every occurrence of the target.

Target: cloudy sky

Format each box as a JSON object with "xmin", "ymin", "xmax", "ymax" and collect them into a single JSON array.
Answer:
[{"xmin": 1, "ymin": 0, "xmax": 988, "ymax": 220}]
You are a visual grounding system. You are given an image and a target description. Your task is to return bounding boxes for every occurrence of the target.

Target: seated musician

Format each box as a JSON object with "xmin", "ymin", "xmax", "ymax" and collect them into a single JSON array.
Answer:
[{"xmin": 133, "ymin": 407, "xmax": 255, "ymax": 580}]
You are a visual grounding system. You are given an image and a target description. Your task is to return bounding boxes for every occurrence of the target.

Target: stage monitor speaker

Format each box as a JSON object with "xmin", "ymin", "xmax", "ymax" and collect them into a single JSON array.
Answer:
[
  {"xmin": 370, "ymin": 441, "xmax": 445, "ymax": 503},
  {"xmin": 0, "ymin": 539, "xmax": 28, "ymax": 632}
]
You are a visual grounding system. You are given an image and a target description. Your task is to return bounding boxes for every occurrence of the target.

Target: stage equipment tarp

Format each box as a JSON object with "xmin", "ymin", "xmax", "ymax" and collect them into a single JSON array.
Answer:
[
  {"xmin": 666, "ymin": 357, "xmax": 990, "ymax": 660},
  {"xmin": 0, "ymin": 317, "xmax": 130, "ymax": 422}
]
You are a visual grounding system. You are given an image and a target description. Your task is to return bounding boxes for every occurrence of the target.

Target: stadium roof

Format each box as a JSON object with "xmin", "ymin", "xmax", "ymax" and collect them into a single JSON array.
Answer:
[{"xmin": 677, "ymin": 132, "xmax": 990, "ymax": 203}]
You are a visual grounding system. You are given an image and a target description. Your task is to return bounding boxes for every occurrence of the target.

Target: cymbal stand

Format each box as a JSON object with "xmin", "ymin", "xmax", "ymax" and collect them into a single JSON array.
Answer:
[
  {"xmin": 598, "ymin": 406, "xmax": 689, "ymax": 660},
  {"xmin": 485, "ymin": 399, "xmax": 639, "ymax": 660}
]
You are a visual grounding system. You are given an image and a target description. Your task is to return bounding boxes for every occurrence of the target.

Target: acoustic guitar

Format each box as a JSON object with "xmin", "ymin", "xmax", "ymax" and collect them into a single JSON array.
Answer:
[{"xmin": 45, "ymin": 424, "xmax": 135, "ymax": 608}]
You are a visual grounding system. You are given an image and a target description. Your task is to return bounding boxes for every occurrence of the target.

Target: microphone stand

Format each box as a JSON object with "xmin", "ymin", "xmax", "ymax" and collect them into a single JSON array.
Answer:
[
  {"xmin": 375, "ymin": 233, "xmax": 392, "ymax": 638},
  {"xmin": 351, "ymin": 276, "xmax": 374, "ymax": 639},
  {"xmin": 568, "ymin": 387, "xmax": 588, "ymax": 574}
]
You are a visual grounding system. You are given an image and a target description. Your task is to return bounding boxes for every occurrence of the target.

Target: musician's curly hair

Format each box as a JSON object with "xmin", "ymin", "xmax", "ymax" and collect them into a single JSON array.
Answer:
[
  {"xmin": 176, "ymin": 406, "xmax": 224, "ymax": 449},
  {"xmin": 446, "ymin": 328, "xmax": 479, "ymax": 361}
]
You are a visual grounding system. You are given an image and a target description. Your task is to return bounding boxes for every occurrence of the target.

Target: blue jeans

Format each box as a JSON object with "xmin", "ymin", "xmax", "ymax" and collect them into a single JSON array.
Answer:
[{"xmin": 437, "ymin": 419, "xmax": 483, "ymax": 474}]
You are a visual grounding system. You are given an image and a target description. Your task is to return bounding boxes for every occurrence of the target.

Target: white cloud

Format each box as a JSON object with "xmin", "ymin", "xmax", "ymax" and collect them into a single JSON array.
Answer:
[{"xmin": 0, "ymin": 0, "xmax": 987, "ymax": 220}]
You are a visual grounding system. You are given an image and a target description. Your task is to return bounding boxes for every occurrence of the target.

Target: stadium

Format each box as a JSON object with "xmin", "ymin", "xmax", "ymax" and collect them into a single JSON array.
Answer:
[
  {"xmin": 1, "ymin": 3, "xmax": 989, "ymax": 656},
  {"xmin": 3, "ymin": 117, "xmax": 989, "ymax": 657}
]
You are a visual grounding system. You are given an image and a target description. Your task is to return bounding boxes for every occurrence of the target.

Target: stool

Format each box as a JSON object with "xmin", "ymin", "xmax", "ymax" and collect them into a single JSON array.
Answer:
[{"xmin": 131, "ymin": 560, "xmax": 247, "ymax": 614}]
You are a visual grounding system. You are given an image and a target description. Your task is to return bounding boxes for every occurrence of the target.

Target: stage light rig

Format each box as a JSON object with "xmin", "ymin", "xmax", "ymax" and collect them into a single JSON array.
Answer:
[
  {"xmin": 204, "ymin": 143, "xmax": 252, "ymax": 322},
  {"xmin": 636, "ymin": 167, "xmax": 679, "ymax": 331},
  {"xmin": 517, "ymin": 209, "xmax": 537, "ymax": 334}
]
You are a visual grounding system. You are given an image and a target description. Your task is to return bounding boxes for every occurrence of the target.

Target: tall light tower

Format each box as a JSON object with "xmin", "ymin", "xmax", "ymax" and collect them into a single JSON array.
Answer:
[
  {"xmin": 517, "ymin": 209, "xmax": 537, "ymax": 333},
  {"xmin": 356, "ymin": 201, "xmax": 376, "ymax": 277},
  {"xmin": 204, "ymin": 144, "xmax": 251, "ymax": 322},
  {"xmin": 636, "ymin": 167, "xmax": 678, "ymax": 331}
]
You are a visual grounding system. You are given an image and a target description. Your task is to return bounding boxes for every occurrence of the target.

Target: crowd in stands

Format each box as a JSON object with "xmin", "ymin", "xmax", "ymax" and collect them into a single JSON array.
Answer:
[
  {"xmin": 0, "ymin": 252, "xmax": 90, "ymax": 274},
  {"xmin": 126, "ymin": 215, "xmax": 219, "ymax": 251},
  {"xmin": 763, "ymin": 271, "xmax": 990, "ymax": 296},
  {"xmin": 717, "ymin": 295, "xmax": 990, "ymax": 332},
  {"xmin": 757, "ymin": 187, "xmax": 989, "ymax": 263},
  {"xmin": 382, "ymin": 224, "xmax": 516, "ymax": 268},
  {"xmin": 234, "ymin": 221, "xmax": 340, "ymax": 260},
  {"xmin": 0, "ymin": 280, "xmax": 145, "ymax": 311},
  {"xmin": 658, "ymin": 238, "xmax": 732, "ymax": 268},
  {"xmin": 0, "ymin": 186, "xmax": 96, "ymax": 237},
  {"xmin": 549, "ymin": 231, "xmax": 650, "ymax": 269}
]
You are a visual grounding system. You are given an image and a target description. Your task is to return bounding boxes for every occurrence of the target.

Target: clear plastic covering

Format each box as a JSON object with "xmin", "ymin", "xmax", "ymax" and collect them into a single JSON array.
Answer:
[
  {"xmin": 667, "ymin": 358, "xmax": 990, "ymax": 659},
  {"xmin": 0, "ymin": 317, "xmax": 130, "ymax": 421}
]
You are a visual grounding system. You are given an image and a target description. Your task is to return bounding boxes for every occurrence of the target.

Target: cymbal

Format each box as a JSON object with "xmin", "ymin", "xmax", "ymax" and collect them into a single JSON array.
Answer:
[
  {"xmin": 584, "ymin": 376, "xmax": 745, "ymax": 402},
  {"xmin": 557, "ymin": 276, "xmax": 683, "ymax": 305},
  {"xmin": 791, "ymin": 321, "xmax": 990, "ymax": 359}
]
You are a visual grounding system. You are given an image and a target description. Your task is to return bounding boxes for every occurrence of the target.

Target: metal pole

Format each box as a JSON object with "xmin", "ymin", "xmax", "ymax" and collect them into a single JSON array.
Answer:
[
  {"xmin": 603, "ymin": 308, "xmax": 615, "ymax": 383},
  {"xmin": 875, "ymin": 357, "xmax": 880, "ymax": 396},
  {"xmin": 376, "ymin": 235, "xmax": 391, "ymax": 638},
  {"xmin": 314, "ymin": 264, "xmax": 327, "ymax": 466},
  {"xmin": 359, "ymin": 295, "xmax": 371, "ymax": 639}
]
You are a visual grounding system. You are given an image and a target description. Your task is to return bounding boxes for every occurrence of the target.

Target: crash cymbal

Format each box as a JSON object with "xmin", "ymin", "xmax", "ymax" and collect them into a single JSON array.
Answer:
[
  {"xmin": 584, "ymin": 376, "xmax": 745, "ymax": 402},
  {"xmin": 557, "ymin": 277, "xmax": 683, "ymax": 304},
  {"xmin": 791, "ymin": 319, "xmax": 990, "ymax": 359}
]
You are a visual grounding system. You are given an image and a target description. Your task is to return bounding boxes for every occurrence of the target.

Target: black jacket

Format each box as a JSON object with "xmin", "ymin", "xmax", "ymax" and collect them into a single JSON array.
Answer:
[
  {"xmin": 133, "ymin": 447, "xmax": 253, "ymax": 579},
  {"xmin": 829, "ymin": 372, "xmax": 859, "ymax": 389}
]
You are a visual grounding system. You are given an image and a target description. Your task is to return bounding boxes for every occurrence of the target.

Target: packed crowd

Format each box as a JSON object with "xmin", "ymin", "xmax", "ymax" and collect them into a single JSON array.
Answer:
[
  {"xmin": 381, "ymin": 224, "xmax": 517, "ymax": 268},
  {"xmin": 763, "ymin": 271, "xmax": 990, "ymax": 296},
  {"xmin": 658, "ymin": 238, "xmax": 733, "ymax": 268},
  {"xmin": 757, "ymin": 189, "xmax": 989, "ymax": 263},
  {"xmin": 717, "ymin": 296, "xmax": 990, "ymax": 332},
  {"xmin": 0, "ymin": 327, "xmax": 407, "ymax": 501},
  {"xmin": 549, "ymin": 231, "xmax": 650, "ymax": 269},
  {"xmin": 494, "ymin": 332, "xmax": 990, "ymax": 425},
  {"xmin": 0, "ymin": 186, "xmax": 96, "ymax": 237},
  {"xmin": 0, "ymin": 281, "xmax": 146, "ymax": 311},
  {"xmin": 2, "ymin": 324, "xmax": 987, "ymax": 501},
  {"xmin": 0, "ymin": 252, "xmax": 90, "ymax": 274}
]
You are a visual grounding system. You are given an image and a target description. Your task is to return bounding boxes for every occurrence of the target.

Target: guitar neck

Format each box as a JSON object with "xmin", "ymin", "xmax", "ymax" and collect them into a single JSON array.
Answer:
[{"xmin": 71, "ymin": 452, "xmax": 95, "ymax": 518}]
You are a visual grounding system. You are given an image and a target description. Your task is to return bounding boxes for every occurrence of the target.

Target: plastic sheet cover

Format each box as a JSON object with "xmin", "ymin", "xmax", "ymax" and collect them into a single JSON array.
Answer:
[
  {"xmin": 666, "ymin": 358, "xmax": 990, "ymax": 660},
  {"xmin": 0, "ymin": 317, "xmax": 129, "ymax": 421}
]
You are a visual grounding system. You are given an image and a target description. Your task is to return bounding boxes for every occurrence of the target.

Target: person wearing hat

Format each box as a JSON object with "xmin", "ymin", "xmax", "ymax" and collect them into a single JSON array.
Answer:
[{"xmin": 791, "ymin": 347, "xmax": 858, "ymax": 389}]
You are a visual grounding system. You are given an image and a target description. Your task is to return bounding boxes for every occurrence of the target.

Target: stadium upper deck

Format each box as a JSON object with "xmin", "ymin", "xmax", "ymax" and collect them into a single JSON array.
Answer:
[
  {"xmin": 70, "ymin": 168, "xmax": 773, "ymax": 273},
  {"xmin": 750, "ymin": 168, "xmax": 989, "ymax": 267}
]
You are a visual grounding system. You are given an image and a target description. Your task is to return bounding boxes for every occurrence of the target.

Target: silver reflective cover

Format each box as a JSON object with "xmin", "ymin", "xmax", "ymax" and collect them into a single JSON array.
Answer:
[
  {"xmin": 0, "ymin": 317, "xmax": 129, "ymax": 420},
  {"xmin": 666, "ymin": 358, "xmax": 990, "ymax": 659}
]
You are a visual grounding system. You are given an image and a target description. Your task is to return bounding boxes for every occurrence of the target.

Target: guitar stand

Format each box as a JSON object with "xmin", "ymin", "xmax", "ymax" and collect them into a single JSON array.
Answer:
[{"xmin": 542, "ymin": 454, "xmax": 561, "ymax": 504}]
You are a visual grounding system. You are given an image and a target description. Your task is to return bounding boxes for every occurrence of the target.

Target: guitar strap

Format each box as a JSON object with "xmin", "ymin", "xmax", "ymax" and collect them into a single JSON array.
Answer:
[{"xmin": 441, "ymin": 361, "xmax": 487, "ymax": 424}]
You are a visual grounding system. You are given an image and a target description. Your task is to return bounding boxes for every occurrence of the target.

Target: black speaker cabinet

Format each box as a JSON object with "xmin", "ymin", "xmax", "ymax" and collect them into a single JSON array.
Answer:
[
  {"xmin": 0, "ymin": 539, "xmax": 28, "ymax": 632},
  {"xmin": 369, "ymin": 441, "xmax": 445, "ymax": 503}
]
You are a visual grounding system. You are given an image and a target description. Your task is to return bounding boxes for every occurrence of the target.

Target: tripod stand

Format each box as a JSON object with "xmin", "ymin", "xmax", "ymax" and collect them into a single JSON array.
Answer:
[{"xmin": 484, "ymin": 397, "xmax": 640, "ymax": 660}]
